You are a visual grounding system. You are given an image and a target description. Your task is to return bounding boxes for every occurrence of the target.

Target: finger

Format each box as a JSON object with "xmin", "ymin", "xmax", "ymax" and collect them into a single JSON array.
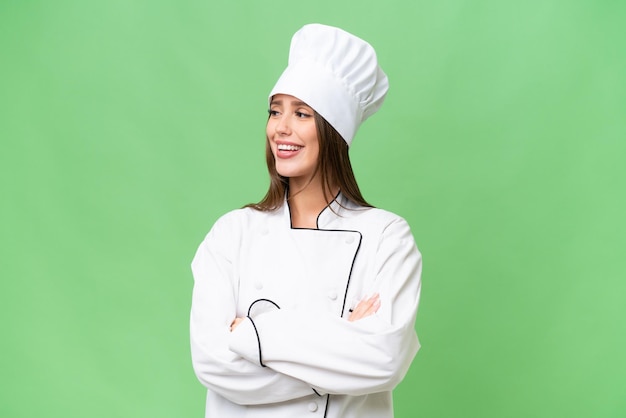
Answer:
[
  {"xmin": 230, "ymin": 317, "xmax": 244, "ymax": 331},
  {"xmin": 348, "ymin": 294, "xmax": 380, "ymax": 321},
  {"xmin": 349, "ymin": 297, "xmax": 374, "ymax": 321},
  {"xmin": 349, "ymin": 301, "xmax": 378, "ymax": 321},
  {"xmin": 358, "ymin": 296, "xmax": 381, "ymax": 318},
  {"xmin": 368, "ymin": 297, "xmax": 381, "ymax": 314}
]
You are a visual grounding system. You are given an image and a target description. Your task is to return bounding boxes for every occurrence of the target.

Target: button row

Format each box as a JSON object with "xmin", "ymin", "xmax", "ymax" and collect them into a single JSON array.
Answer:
[
  {"xmin": 252, "ymin": 283, "xmax": 338, "ymax": 302},
  {"xmin": 258, "ymin": 228, "xmax": 356, "ymax": 246}
]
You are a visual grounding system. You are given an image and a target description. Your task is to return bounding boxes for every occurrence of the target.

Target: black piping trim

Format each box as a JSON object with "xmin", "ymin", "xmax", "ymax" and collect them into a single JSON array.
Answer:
[
  {"xmin": 246, "ymin": 299, "xmax": 280, "ymax": 368},
  {"xmin": 247, "ymin": 316, "xmax": 266, "ymax": 368},
  {"xmin": 283, "ymin": 189, "xmax": 363, "ymax": 416},
  {"xmin": 340, "ymin": 231, "xmax": 363, "ymax": 317},
  {"xmin": 312, "ymin": 388, "xmax": 322, "ymax": 397},
  {"xmin": 284, "ymin": 225, "xmax": 363, "ymax": 316},
  {"xmin": 315, "ymin": 190, "xmax": 342, "ymax": 229},
  {"xmin": 247, "ymin": 298, "xmax": 281, "ymax": 317},
  {"xmin": 323, "ymin": 394, "xmax": 330, "ymax": 417},
  {"xmin": 287, "ymin": 197, "xmax": 294, "ymax": 229},
  {"xmin": 286, "ymin": 190, "xmax": 342, "ymax": 230}
]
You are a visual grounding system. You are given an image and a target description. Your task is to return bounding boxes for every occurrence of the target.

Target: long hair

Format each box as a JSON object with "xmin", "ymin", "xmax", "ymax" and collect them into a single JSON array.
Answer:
[{"xmin": 246, "ymin": 112, "xmax": 372, "ymax": 211}]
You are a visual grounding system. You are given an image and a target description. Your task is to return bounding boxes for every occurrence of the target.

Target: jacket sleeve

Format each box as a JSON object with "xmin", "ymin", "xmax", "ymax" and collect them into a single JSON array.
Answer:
[
  {"xmin": 228, "ymin": 217, "xmax": 422, "ymax": 396},
  {"xmin": 190, "ymin": 213, "xmax": 320, "ymax": 405}
]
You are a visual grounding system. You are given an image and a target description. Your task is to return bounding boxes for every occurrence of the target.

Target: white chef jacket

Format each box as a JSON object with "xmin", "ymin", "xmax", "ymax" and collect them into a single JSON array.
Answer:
[{"xmin": 190, "ymin": 193, "xmax": 422, "ymax": 418}]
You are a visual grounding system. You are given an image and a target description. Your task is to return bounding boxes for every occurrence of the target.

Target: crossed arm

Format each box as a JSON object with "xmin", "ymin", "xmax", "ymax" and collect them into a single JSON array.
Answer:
[
  {"xmin": 230, "ymin": 293, "xmax": 381, "ymax": 331},
  {"xmin": 191, "ymin": 214, "xmax": 421, "ymax": 405}
]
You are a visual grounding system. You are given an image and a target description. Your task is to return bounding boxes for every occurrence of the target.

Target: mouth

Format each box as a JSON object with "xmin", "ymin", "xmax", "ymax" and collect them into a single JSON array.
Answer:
[
  {"xmin": 275, "ymin": 143, "xmax": 304, "ymax": 159},
  {"xmin": 277, "ymin": 144, "xmax": 303, "ymax": 151}
]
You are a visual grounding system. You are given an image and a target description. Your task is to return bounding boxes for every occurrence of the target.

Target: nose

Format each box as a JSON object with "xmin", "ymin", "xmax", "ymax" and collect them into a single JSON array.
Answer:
[{"xmin": 275, "ymin": 115, "xmax": 291, "ymax": 135}]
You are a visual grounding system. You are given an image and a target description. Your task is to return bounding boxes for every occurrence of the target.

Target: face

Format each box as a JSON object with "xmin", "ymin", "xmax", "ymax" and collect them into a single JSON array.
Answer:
[{"xmin": 266, "ymin": 94, "xmax": 320, "ymax": 183}]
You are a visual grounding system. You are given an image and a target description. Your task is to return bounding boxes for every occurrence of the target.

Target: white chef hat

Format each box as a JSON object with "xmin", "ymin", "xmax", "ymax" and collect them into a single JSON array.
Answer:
[{"xmin": 269, "ymin": 24, "xmax": 389, "ymax": 146}]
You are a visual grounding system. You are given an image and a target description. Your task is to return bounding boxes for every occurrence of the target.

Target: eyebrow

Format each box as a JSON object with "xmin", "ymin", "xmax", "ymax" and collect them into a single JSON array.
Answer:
[{"xmin": 270, "ymin": 99, "xmax": 312, "ymax": 108}]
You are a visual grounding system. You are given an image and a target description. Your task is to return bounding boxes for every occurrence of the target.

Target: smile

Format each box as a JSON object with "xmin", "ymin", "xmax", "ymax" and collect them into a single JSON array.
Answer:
[{"xmin": 277, "ymin": 144, "xmax": 303, "ymax": 151}]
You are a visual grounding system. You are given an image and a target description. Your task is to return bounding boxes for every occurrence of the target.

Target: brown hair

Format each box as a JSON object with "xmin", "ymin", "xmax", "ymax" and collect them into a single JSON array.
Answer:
[{"xmin": 245, "ymin": 112, "xmax": 372, "ymax": 211}]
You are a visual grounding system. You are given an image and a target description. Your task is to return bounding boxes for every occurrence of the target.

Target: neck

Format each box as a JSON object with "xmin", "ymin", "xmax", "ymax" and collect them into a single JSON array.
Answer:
[{"xmin": 288, "ymin": 176, "xmax": 338, "ymax": 229}]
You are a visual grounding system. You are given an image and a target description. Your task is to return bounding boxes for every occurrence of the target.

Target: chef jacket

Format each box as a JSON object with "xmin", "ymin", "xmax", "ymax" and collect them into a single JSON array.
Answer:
[{"xmin": 190, "ymin": 193, "xmax": 422, "ymax": 418}]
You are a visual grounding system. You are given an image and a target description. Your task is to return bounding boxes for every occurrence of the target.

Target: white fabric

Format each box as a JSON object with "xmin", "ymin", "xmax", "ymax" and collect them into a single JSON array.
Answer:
[
  {"xmin": 190, "ymin": 194, "xmax": 422, "ymax": 418},
  {"xmin": 269, "ymin": 24, "xmax": 389, "ymax": 146}
]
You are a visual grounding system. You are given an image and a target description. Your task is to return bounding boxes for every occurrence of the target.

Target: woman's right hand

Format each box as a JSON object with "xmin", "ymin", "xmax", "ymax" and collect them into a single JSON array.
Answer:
[
  {"xmin": 348, "ymin": 294, "xmax": 381, "ymax": 322},
  {"xmin": 230, "ymin": 317, "xmax": 245, "ymax": 331}
]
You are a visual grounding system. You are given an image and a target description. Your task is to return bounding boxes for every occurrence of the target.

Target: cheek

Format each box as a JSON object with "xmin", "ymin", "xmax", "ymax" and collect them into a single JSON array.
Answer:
[
  {"xmin": 311, "ymin": 145, "xmax": 321, "ymax": 163},
  {"xmin": 265, "ymin": 122, "xmax": 273, "ymax": 138},
  {"xmin": 267, "ymin": 138, "xmax": 277, "ymax": 159},
  {"xmin": 304, "ymin": 124, "xmax": 318, "ymax": 145},
  {"xmin": 309, "ymin": 130, "xmax": 320, "ymax": 157}
]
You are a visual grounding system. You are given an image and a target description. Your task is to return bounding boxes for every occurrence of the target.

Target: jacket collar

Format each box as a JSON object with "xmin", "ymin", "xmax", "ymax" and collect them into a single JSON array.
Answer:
[{"xmin": 282, "ymin": 191, "xmax": 361, "ymax": 230}]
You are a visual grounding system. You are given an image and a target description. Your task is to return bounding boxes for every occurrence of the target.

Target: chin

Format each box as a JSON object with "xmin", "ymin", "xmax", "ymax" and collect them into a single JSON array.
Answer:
[{"xmin": 275, "ymin": 165, "xmax": 297, "ymax": 179}]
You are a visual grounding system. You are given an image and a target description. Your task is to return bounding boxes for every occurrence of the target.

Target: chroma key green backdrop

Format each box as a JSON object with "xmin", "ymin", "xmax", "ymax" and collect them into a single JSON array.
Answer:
[{"xmin": 1, "ymin": 1, "xmax": 625, "ymax": 417}]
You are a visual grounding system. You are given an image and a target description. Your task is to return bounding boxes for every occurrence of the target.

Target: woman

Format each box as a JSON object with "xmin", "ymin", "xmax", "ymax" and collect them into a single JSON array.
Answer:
[{"xmin": 190, "ymin": 23, "xmax": 422, "ymax": 418}]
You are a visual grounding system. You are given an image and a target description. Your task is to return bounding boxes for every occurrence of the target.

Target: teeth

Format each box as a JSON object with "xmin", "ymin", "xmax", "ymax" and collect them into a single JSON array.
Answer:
[{"xmin": 278, "ymin": 144, "xmax": 302, "ymax": 151}]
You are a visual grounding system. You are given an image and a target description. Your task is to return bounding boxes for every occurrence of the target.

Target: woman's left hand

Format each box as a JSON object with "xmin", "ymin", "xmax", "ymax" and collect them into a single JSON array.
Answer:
[
  {"xmin": 348, "ymin": 294, "xmax": 381, "ymax": 322},
  {"xmin": 230, "ymin": 293, "xmax": 380, "ymax": 331}
]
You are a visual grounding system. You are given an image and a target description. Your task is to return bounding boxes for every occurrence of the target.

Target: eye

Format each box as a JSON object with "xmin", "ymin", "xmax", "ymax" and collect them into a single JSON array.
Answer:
[
  {"xmin": 268, "ymin": 109, "xmax": 280, "ymax": 117},
  {"xmin": 295, "ymin": 111, "xmax": 312, "ymax": 119}
]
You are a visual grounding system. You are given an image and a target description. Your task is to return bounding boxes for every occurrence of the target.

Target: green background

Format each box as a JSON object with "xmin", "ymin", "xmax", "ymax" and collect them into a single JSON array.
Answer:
[{"xmin": 1, "ymin": 1, "xmax": 624, "ymax": 417}]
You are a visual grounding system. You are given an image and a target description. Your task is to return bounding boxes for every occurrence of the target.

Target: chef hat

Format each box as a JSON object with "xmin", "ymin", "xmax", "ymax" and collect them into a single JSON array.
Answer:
[{"xmin": 269, "ymin": 23, "xmax": 389, "ymax": 146}]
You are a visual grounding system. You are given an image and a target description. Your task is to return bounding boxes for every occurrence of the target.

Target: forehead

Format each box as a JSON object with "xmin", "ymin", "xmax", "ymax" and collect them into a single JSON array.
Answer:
[{"xmin": 270, "ymin": 94, "xmax": 312, "ymax": 108}]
